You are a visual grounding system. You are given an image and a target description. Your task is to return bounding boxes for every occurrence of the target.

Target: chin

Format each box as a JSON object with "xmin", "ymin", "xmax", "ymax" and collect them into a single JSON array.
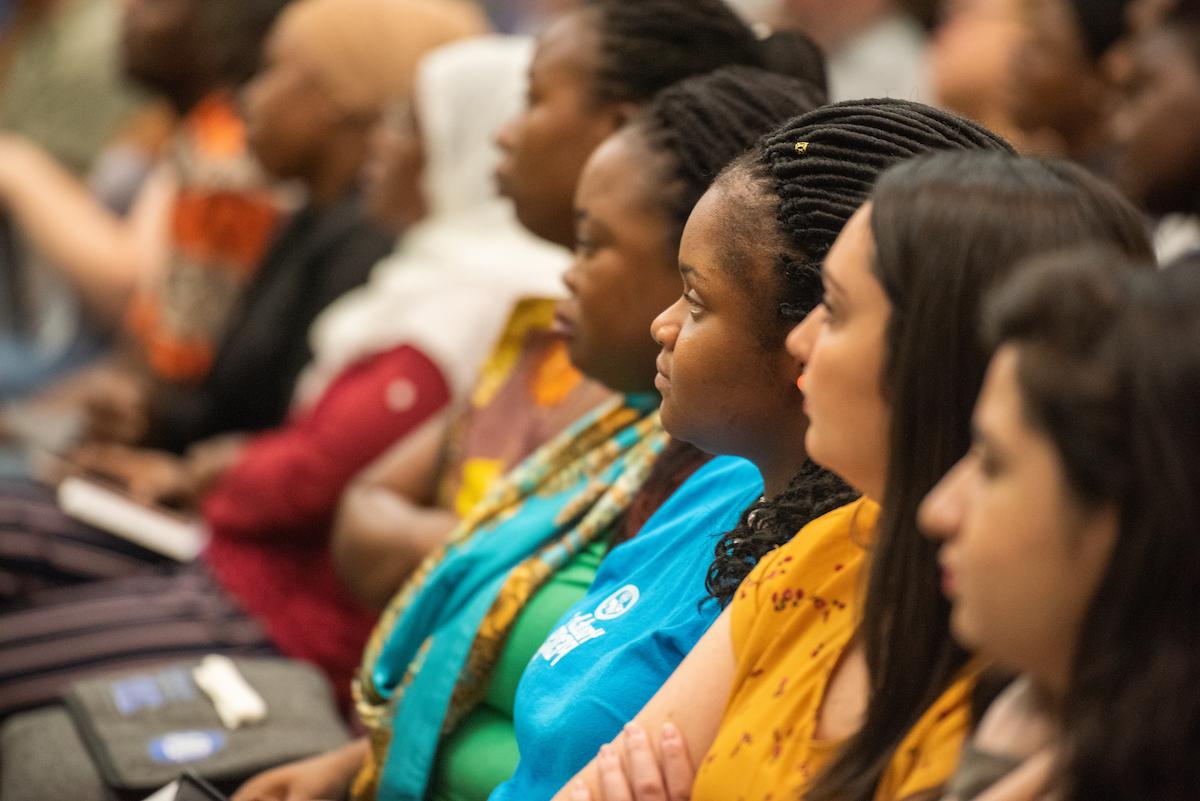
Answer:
[
  {"xmin": 948, "ymin": 606, "xmax": 980, "ymax": 651},
  {"xmin": 658, "ymin": 401, "xmax": 694, "ymax": 442},
  {"xmin": 659, "ymin": 406, "xmax": 721, "ymax": 457}
]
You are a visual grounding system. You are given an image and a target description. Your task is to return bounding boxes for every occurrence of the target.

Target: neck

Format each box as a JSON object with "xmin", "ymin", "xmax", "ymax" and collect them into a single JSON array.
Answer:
[
  {"xmin": 757, "ymin": 446, "xmax": 811, "ymax": 500},
  {"xmin": 1028, "ymin": 672, "xmax": 1068, "ymax": 719},
  {"xmin": 167, "ymin": 79, "xmax": 218, "ymax": 116},
  {"xmin": 306, "ymin": 133, "xmax": 368, "ymax": 209},
  {"xmin": 1059, "ymin": 118, "xmax": 1109, "ymax": 165}
]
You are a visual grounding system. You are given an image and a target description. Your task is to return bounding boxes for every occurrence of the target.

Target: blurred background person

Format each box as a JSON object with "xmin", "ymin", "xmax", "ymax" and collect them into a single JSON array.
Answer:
[
  {"xmin": 0, "ymin": 0, "xmax": 184, "ymax": 400},
  {"xmin": 0, "ymin": 0, "xmax": 154, "ymax": 176},
  {"xmin": 0, "ymin": 0, "xmax": 290, "ymax": 356},
  {"xmin": 760, "ymin": 0, "xmax": 928, "ymax": 101},
  {"xmin": 929, "ymin": 0, "xmax": 1033, "ymax": 149},
  {"xmin": 1007, "ymin": 0, "xmax": 1131, "ymax": 164},
  {"xmin": 1111, "ymin": 0, "xmax": 1200, "ymax": 261}
]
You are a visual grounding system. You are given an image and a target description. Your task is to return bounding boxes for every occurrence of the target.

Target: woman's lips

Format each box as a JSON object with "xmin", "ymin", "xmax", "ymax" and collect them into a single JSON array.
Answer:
[
  {"xmin": 494, "ymin": 163, "xmax": 514, "ymax": 198},
  {"xmin": 938, "ymin": 557, "xmax": 958, "ymax": 597},
  {"xmin": 552, "ymin": 306, "xmax": 576, "ymax": 337},
  {"xmin": 654, "ymin": 355, "xmax": 671, "ymax": 391}
]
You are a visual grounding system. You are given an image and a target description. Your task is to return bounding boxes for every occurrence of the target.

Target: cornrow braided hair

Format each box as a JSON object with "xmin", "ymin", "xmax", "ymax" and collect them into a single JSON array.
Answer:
[
  {"xmin": 612, "ymin": 66, "xmax": 829, "ymax": 553},
  {"xmin": 635, "ymin": 65, "xmax": 827, "ymax": 245},
  {"xmin": 582, "ymin": 0, "xmax": 765, "ymax": 105},
  {"xmin": 756, "ymin": 99, "xmax": 1014, "ymax": 328},
  {"xmin": 706, "ymin": 100, "xmax": 1013, "ymax": 608}
]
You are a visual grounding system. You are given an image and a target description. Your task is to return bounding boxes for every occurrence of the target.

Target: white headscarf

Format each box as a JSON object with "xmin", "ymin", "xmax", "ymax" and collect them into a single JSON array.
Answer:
[{"xmin": 293, "ymin": 35, "xmax": 569, "ymax": 408}]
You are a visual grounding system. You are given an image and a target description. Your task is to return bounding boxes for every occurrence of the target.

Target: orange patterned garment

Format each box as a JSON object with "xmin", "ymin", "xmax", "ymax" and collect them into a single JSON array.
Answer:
[
  {"xmin": 692, "ymin": 497, "xmax": 981, "ymax": 801},
  {"xmin": 126, "ymin": 92, "xmax": 283, "ymax": 382}
]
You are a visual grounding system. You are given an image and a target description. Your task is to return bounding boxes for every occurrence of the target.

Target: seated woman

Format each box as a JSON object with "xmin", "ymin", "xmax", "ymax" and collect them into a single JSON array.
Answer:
[
  {"xmin": 86, "ymin": 0, "xmax": 486, "ymax": 452},
  {"xmin": 1, "ymin": 0, "xmax": 815, "ymax": 724},
  {"xmin": 330, "ymin": 293, "xmax": 615, "ymax": 612},
  {"xmin": 920, "ymin": 251, "xmax": 1195, "ymax": 801},
  {"xmin": 566, "ymin": 151, "xmax": 1154, "ymax": 801},
  {"xmin": 0, "ymin": 34, "xmax": 567, "ymax": 714},
  {"xmin": 503, "ymin": 99, "xmax": 1015, "ymax": 801},
  {"xmin": 88, "ymin": 0, "xmax": 488, "ymax": 456},
  {"xmin": 234, "ymin": 65, "xmax": 829, "ymax": 801},
  {"xmin": 325, "ymin": 0, "xmax": 827, "ymax": 614}
]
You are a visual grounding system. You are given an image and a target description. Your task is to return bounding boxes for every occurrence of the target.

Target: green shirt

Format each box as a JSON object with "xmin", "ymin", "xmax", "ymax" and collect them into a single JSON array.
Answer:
[{"xmin": 428, "ymin": 538, "xmax": 608, "ymax": 801}]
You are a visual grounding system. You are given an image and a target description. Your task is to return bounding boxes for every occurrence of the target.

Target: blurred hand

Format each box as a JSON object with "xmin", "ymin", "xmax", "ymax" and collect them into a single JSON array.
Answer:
[
  {"xmin": 231, "ymin": 742, "xmax": 367, "ymax": 801},
  {"xmin": 83, "ymin": 369, "xmax": 150, "ymax": 445},
  {"xmin": 184, "ymin": 433, "xmax": 247, "ymax": 496},
  {"xmin": 71, "ymin": 443, "xmax": 195, "ymax": 508},
  {"xmin": 572, "ymin": 723, "xmax": 694, "ymax": 801}
]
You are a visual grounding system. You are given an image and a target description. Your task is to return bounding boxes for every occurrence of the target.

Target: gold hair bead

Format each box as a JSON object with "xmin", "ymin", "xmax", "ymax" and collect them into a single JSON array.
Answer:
[{"xmin": 794, "ymin": 141, "xmax": 809, "ymax": 154}]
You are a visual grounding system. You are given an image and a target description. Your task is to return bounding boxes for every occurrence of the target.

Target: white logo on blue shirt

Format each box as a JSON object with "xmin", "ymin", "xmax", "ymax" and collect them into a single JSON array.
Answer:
[
  {"xmin": 536, "ymin": 584, "xmax": 641, "ymax": 667},
  {"xmin": 594, "ymin": 584, "xmax": 639, "ymax": 620}
]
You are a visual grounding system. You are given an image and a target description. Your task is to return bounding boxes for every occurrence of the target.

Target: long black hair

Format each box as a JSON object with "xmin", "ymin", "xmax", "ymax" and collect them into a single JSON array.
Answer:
[
  {"xmin": 705, "ymin": 99, "xmax": 1014, "ymax": 608},
  {"xmin": 983, "ymin": 249, "xmax": 1198, "ymax": 801},
  {"xmin": 807, "ymin": 152, "xmax": 1154, "ymax": 801}
]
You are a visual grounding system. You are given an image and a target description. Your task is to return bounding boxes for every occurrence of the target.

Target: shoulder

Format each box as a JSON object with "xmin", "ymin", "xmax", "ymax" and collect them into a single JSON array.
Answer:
[
  {"xmin": 886, "ymin": 661, "xmax": 989, "ymax": 800},
  {"xmin": 615, "ymin": 456, "xmax": 763, "ymax": 559},
  {"xmin": 673, "ymin": 455, "xmax": 764, "ymax": 509},
  {"xmin": 735, "ymin": 496, "xmax": 877, "ymax": 605},
  {"xmin": 728, "ymin": 498, "xmax": 874, "ymax": 662}
]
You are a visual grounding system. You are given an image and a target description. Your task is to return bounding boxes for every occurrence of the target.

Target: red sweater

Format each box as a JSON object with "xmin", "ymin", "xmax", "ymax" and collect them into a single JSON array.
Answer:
[{"xmin": 202, "ymin": 344, "xmax": 450, "ymax": 704}]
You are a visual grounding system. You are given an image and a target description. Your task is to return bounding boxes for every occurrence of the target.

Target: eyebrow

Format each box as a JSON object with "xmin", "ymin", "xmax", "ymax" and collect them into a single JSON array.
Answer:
[
  {"xmin": 679, "ymin": 263, "xmax": 706, "ymax": 286},
  {"xmin": 823, "ymin": 265, "xmax": 847, "ymax": 300}
]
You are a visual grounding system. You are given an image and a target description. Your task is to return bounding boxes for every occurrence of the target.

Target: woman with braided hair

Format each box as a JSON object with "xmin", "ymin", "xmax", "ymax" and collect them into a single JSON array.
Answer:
[
  {"xmin": 556, "ymin": 98, "xmax": 1012, "ymax": 801},
  {"xmin": 494, "ymin": 0, "xmax": 825, "ymax": 251},
  {"xmin": 236, "ymin": 66, "xmax": 826, "ymax": 801},
  {"xmin": 566, "ymin": 146, "xmax": 1153, "ymax": 800}
]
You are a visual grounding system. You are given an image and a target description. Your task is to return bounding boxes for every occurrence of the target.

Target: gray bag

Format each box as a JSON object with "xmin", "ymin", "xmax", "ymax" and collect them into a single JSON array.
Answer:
[{"xmin": 8, "ymin": 657, "xmax": 352, "ymax": 799}]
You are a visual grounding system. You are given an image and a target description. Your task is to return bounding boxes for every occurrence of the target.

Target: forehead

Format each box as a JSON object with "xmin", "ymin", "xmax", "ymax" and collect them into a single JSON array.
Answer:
[
  {"xmin": 577, "ymin": 132, "xmax": 659, "ymax": 213},
  {"xmin": 823, "ymin": 204, "xmax": 875, "ymax": 288},
  {"xmin": 681, "ymin": 182, "xmax": 736, "ymax": 256},
  {"xmin": 531, "ymin": 10, "xmax": 600, "ymax": 86},
  {"xmin": 1022, "ymin": 0, "xmax": 1085, "ymax": 49},
  {"xmin": 681, "ymin": 181, "xmax": 776, "ymax": 312},
  {"xmin": 976, "ymin": 345, "xmax": 1024, "ymax": 434}
]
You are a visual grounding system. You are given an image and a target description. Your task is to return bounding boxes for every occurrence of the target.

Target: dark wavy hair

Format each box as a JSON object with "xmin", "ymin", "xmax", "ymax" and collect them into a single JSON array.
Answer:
[
  {"xmin": 806, "ymin": 152, "xmax": 1154, "ymax": 801},
  {"xmin": 704, "ymin": 99, "xmax": 1014, "ymax": 608},
  {"xmin": 982, "ymin": 249, "xmax": 1198, "ymax": 801}
]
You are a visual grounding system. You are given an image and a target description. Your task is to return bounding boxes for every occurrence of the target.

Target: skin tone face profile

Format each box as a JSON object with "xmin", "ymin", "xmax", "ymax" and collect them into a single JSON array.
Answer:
[
  {"xmin": 15, "ymin": 0, "xmax": 1200, "ymax": 799},
  {"xmin": 495, "ymin": 10, "xmax": 630, "ymax": 249},
  {"xmin": 652, "ymin": 181, "xmax": 810, "ymax": 496},
  {"xmin": 920, "ymin": 344, "xmax": 1117, "ymax": 694},
  {"xmin": 787, "ymin": 205, "xmax": 891, "ymax": 503},
  {"xmin": 556, "ymin": 131, "xmax": 681, "ymax": 395}
]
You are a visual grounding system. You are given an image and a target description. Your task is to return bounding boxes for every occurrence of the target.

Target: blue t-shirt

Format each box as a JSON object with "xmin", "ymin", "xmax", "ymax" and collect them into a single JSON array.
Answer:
[{"xmin": 489, "ymin": 455, "xmax": 764, "ymax": 801}]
